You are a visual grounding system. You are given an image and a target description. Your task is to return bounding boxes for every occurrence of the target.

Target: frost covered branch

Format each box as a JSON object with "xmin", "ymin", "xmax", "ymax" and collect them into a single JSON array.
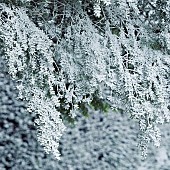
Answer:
[{"xmin": 0, "ymin": 0, "xmax": 170, "ymax": 159}]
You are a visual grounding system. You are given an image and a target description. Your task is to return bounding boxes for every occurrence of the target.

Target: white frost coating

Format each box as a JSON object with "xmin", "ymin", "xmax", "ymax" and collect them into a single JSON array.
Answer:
[
  {"xmin": 0, "ymin": 4, "xmax": 66, "ymax": 160},
  {"xmin": 0, "ymin": 0, "xmax": 170, "ymax": 159},
  {"xmin": 93, "ymin": 0, "xmax": 111, "ymax": 17}
]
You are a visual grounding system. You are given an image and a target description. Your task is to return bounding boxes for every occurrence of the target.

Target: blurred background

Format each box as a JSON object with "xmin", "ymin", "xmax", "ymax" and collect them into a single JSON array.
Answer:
[{"xmin": 1, "ymin": 57, "xmax": 170, "ymax": 170}]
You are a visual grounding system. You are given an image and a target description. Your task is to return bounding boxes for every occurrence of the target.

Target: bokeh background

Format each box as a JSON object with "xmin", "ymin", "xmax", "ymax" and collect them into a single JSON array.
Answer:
[{"xmin": 1, "ymin": 57, "xmax": 170, "ymax": 170}]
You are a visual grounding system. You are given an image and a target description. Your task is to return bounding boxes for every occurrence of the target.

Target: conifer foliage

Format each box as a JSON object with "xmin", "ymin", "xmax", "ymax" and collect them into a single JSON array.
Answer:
[{"xmin": 0, "ymin": 0, "xmax": 170, "ymax": 159}]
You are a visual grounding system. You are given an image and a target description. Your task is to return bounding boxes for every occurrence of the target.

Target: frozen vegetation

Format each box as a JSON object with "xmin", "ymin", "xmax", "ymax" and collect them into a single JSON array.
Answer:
[
  {"xmin": 1, "ymin": 57, "xmax": 170, "ymax": 169},
  {"xmin": 0, "ymin": 0, "xmax": 170, "ymax": 161}
]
